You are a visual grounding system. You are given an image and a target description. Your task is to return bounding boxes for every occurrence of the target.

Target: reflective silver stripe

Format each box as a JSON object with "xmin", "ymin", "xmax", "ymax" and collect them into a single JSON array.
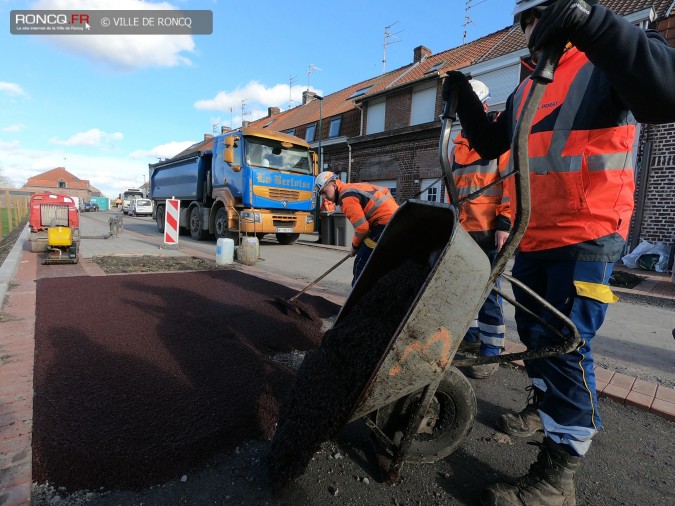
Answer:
[
  {"xmin": 587, "ymin": 152, "xmax": 632, "ymax": 172},
  {"xmin": 354, "ymin": 231, "xmax": 367, "ymax": 239},
  {"xmin": 365, "ymin": 194, "xmax": 394, "ymax": 220},
  {"xmin": 352, "ymin": 217, "xmax": 367, "ymax": 229},
  {"xmin": 478, "ymin": 334, "xmax": 505, "ymax": 347},
  {"xmin": 458, "ymin": 186, "xmax": 502, "ymax": 197},
  {"xmin": 453, "ymin": 159, "xmax": 498, "ymax": 175},
  {"xmin": 529, "ymin": 155, "xmax": 582, "ymax": 174},
  {"xmin": 479, "ymin": 322, "xmax": 506, "ymax": 334}
]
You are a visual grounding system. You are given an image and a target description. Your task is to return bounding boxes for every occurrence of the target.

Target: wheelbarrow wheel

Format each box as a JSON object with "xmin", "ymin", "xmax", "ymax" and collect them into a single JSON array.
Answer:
[{"xmin": 374, "ymin": 366, "xmax": 476, "ymax": 463}]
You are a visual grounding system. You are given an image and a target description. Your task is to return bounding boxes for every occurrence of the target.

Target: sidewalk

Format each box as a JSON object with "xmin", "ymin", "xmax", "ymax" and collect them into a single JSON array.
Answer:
[{"xmin": 1, "ymin": 222, "xmax": 674, "ymax": 505}]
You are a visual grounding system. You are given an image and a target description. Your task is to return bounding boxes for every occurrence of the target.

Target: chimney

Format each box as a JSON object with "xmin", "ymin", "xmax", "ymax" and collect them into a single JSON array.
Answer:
[
  {"xmin": 302, "ymin": 90, "xmax": 317, "ymax": 105},
  {"xmin": 268, "ymin": 106, "xmax": 280, "ymax": 116},
  {"xmin": 221, "ymin": 126, "xmax": 232, "ymax": 134},
  {"xmin": 204, "ymin": 134, "xmax": 213, "ymax": 141},
  {"xmin": 414, "ymin": 45, "xmax": 432, "ymax": 63}
]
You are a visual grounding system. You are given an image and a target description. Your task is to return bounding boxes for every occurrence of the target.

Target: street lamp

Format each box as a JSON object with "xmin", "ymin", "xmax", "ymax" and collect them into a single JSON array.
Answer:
[{"xmin": 315, "ymin": 95, "xmax": 324, "ymax": 170}]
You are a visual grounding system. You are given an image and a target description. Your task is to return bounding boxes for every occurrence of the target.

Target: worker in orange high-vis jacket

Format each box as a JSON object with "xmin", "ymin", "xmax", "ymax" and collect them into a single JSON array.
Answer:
[
  {"xmin": 450, "ymin": 79, "xmax": 511, "ymax": 380},
  {"xmin": 443, "ymin": 1, "xmax": 675, "ymax": 504},
  {"xmin": 315, "ymin": 171, "xmax": 399, "ymax": 286}
]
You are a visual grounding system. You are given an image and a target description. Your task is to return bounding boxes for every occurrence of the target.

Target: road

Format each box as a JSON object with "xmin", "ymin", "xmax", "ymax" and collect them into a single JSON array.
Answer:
[
  {"xmin": 102, "ymin": 211, "xmax": 675, "ymax": 388},
  {"xmin": 34, "ymin": 211, "xmax": 672, "ymax": 506}
]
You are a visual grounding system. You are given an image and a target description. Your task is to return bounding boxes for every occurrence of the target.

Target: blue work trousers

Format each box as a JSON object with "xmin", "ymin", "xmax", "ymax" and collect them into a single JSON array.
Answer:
[
  {"xmin": 352, "ymin": 226, "xmax": 385, "ymax": 286},
  {"xmin": 512, "ymin": 255, "xmax": 614, "ymax": 456}
]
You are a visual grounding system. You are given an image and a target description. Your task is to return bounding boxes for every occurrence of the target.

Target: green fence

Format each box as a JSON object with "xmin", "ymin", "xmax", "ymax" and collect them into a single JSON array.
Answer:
[{"xmin": 0, "ymin": 191, "xmax": 30, "ymax": 240}]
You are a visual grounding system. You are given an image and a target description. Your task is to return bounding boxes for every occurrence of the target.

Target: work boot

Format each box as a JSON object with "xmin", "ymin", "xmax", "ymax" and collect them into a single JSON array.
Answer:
[
  {"xmin": 496, "ymin": 386, "xmax": 544, "ymax": 437},
  {"xmin": 480, "ymin": 437, "xmax": 580, "ymax": 506},
  {"xmin": 466, "ymin": 361, "xmax": 499, "ymax": 379}
]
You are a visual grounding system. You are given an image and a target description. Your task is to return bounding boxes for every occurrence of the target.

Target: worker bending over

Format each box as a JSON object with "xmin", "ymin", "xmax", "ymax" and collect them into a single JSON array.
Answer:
[{"xmin": 315, "ymin": 172, "xmax": 399, "ymax": 286}]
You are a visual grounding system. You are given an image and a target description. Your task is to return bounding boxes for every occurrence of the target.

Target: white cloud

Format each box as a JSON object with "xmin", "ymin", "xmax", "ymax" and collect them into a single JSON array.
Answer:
[
  {"xmin": 129, "ymin": 140, "xmax": 195, "ymax": 160},
  {"xmin": 194, "ymin": 81, "xmax": 322, "ymax": 115},
  {"xmin": 1, "ymin": 124, "xmax": 26, "ymax": 132},
  {"xmin": 50, "ymin": 128, "xmax": 124, "ymax": 147},
  {"xmin": 0, "ymin": 82, "xmax": 28, "ymax": 97},
  {"xmin": 32, "ymin": 0, "xmax": 196, "ymax": 70},
  {"xmin": 0, "ymin": 143, "xmax": 153, "ymax": 198}
]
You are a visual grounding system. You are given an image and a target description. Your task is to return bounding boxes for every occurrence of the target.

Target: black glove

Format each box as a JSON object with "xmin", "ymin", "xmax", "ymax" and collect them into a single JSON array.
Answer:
[
  {"xmin": 441, "ymin": 71, "xmax": 471, "ymax": 103},
  {"xmin": 529, "ymin": 0, "xmax": 596, "ymax": 52}
]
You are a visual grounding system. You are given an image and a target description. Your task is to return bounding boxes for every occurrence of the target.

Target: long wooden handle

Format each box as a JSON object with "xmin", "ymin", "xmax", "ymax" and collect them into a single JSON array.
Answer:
[{"xmin": 288, "ymin": 253, "xmax": 351, "ymax": 302}]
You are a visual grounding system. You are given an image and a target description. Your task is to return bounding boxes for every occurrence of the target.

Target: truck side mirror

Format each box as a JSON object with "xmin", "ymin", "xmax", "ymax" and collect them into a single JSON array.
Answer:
[{"xmin": 224, "ymin": 147, "xmax": 234, "ymax": 164}]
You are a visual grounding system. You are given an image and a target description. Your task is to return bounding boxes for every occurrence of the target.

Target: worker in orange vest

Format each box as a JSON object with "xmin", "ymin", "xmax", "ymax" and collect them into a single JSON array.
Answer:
[
  {"xmin": 449, "ymin": 79, "xmax": 510, "ymax": 379},
  {"xmin": 315, "ymin": 171, "xmax": 399, "ymax": 286}
]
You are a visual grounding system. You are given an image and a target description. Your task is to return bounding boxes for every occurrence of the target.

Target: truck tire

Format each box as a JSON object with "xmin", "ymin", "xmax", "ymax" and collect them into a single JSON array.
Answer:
[
  {"xmin": 189, "ymin": 207, "xmax": 208, "ymax": 241},
  {"xmin": 156, "ymin": 206, "xmax": 165, "ymax": 233},
  {"xmin": 215, "ymin": 208, "xmax": 239, "ymax": 244},
  {"xmin": 373, "ymin": 366, "xmax": 476, "ymax": 463},
  {"xmin": 276, "ymin": 233, "xmax": 299, "ymax": 245}
]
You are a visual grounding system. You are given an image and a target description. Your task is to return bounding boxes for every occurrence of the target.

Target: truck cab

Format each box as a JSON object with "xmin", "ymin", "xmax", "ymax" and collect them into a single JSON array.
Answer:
[{"xmin": 149, "ymin": 127, "xmax": 318, "ymax": 244}]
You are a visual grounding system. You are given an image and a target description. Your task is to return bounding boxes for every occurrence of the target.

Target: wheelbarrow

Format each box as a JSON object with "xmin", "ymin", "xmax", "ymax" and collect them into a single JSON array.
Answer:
[
  {"xmin": 341, "ymin": 47, "xmax": 580, "ymax": 483},
  {"xmin": 271, "ymin": 47, "xmax": 579, "ymax": 486}
]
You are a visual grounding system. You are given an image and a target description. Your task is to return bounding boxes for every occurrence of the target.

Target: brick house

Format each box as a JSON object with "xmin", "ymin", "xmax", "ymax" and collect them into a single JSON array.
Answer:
[
  {"xmin": 20, "ymin": 167, "xmax": 102, "ymax": 202},
  {"xmin": 248, "ymin": 0, "xmax": 675, "ymax": 266}
]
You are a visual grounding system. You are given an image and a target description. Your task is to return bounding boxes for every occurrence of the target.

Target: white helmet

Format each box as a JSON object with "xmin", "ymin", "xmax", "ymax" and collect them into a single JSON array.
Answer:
[
  {"xmin": 469, "ymin": 79, "xmax": 490, "ymax": 104},
  {"xmin": 315, "ymin": 171, "xmax": 338, "ymax": 193},
  {"xmin": 513, "ymin": 0, "xmax": 552, "ymax": 16}
]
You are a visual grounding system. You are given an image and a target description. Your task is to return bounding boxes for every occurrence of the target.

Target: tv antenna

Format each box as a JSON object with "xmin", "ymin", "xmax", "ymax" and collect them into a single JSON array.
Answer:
[
  {"xmin": 240, "ymin": 99, "xmax": 250, "ymax": 126},
  {"xmin": 382, "ymin": 21, "xmax": 403, "ymax": 73},
  {"xmin": 307, "ymin": 64, "xmax": 321, "ymax": 90},
  {"xmin": 288, "ymin": 75, "xmax": 297, "ymax": 109},
  {"xmin": 462, "ymin": 0, "xmax": 488, "ymax": 44}
]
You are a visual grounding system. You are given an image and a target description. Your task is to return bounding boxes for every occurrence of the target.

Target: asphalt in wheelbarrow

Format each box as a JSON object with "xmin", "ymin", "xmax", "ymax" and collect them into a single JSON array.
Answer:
[
  {"xmin": 32, "ymin": 269, "xmax": 339, "ymax": 491},
  {"xmin": 269, "ymin": 259, "xmax": 431, "ymax": 489}
]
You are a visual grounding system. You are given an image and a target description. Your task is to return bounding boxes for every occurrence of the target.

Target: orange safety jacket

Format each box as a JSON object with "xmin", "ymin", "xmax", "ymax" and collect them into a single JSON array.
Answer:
[
  {"xmin": 450, "ymin": 131, "xmax": 511, "ymax": 250},
  {"xmin": 335, "ymin": 180, "xmax": 399, "ymax": 249},
  {"xmin": 505, "ymin": 47, "xmax": 636, "ymax": 260}
]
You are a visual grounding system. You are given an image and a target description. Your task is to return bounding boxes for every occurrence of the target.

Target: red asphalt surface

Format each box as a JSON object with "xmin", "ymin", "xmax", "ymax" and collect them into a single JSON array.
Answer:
[{"xmin": 31, "ymin": 269, "xmax": 338, "ymax": 491}]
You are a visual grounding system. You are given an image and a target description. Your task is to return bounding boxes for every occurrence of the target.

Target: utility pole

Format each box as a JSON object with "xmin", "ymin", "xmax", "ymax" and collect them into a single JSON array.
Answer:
[{"xmin": 382, "ymin": 21, "xmax": 403, "ymax": 74}]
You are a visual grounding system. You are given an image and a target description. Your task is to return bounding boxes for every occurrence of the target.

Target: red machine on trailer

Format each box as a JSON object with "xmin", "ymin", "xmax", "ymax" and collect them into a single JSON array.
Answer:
[{"xmin": 29, "ymin": 193, "xmax": 80, "ymax": 264}]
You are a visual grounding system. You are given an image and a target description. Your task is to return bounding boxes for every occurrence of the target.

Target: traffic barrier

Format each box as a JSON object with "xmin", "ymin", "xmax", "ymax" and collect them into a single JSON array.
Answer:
[{"xmin": 164, "ymin": 199, "xmax": 180, "ymax": 245}]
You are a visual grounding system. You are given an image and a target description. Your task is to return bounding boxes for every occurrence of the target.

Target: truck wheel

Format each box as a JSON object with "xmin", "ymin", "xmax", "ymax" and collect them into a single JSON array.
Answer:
[
  {"xmin": 373, "ymin": 366, "xmax": 476, "ymax": 463},
  {"xmin": 276, "ymin": 233, "xmax": 299, "ymax": 245},
  {"xmin": 156, "ymin": 206, "xmax": 165, "ymax": 233},
  {"xmin": 215, "ymin": 208, "xmax": 239, "ymax": 244},
  {"xmin": 190, "ymin": 207, "xmax": 208, "ymax": 241}
]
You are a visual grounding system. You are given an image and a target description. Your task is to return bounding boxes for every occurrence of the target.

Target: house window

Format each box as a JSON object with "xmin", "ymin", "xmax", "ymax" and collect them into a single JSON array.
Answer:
[
  {"xmin": 284, "ymin": 129, "xmax": 295, "ymax": 136},
  {"xmin": 366, "ymin": 98, "xmax": 385, "ymax": 135},
  {"xmin": 410, "ymin": 83, "xmax": 436, "ymax": 125},
  {"xmin": 305, "ymin": 123, "xmax": 316, "ymax": 142},
  {"xmin": 57, "ymin": 179, "xmax": 66, "ymax": 189},
  {"xmin": 348, "ymin": 85, "xmax": 373, "ymax": 99},
  {"xmin": 425, "ymin": 62, "xmax": 444, "ymax": 74},
  {"xmin": 420, "ymin": 178, "xmax": 442, "ymax": 202},
  {"xmin": 371, "ymin": 179, "xmax": 397, "ymax": 200},
  {"xmin": 328, "ymin": 117, "xmax": 342, "ymax": 138}
]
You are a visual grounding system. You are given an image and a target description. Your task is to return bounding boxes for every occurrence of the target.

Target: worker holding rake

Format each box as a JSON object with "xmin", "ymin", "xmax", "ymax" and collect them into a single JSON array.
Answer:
[{"xmin": 315, "ymin": 171, "xmax": 399, "ymax": 286}]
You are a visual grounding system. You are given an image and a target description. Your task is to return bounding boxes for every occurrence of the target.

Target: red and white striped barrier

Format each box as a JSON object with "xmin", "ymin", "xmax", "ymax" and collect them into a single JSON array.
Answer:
[{"xmin": 164, "ymin": 199, "xmax": 180, "ymax": 245}]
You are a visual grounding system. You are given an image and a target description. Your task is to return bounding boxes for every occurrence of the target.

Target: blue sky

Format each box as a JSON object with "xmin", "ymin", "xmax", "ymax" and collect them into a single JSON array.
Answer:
[{"xmin": 1, "ymin": 0, "xmax": 515, "ymax": 199}]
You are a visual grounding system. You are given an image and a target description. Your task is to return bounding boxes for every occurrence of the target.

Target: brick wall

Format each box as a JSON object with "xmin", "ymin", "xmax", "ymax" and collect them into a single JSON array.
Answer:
[
  {"xmin": 385, "ymin": 90, "xmax": 412, "ymax": 131},
  {"xmin": 636, "ymin": 122, "xmax": 675, "ymax": 246}
]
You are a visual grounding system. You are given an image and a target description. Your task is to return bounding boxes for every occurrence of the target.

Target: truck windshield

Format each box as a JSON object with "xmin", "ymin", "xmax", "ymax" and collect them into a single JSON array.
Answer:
[{"xmin": 245, "ymin": 139, "xmax": 311, "ymax": 175}]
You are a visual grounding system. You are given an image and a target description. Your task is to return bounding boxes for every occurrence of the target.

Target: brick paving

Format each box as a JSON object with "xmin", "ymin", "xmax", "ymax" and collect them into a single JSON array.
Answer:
[{"xmin": 1, "ymin": 224, "xmax": 674, "ymax": 504}]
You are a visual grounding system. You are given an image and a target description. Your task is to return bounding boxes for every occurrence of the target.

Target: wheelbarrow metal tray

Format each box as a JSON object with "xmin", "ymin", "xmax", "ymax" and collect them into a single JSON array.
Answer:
[{"xmin": 343, "ymin": 200, "xmax": 490, "ymax": 421}]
